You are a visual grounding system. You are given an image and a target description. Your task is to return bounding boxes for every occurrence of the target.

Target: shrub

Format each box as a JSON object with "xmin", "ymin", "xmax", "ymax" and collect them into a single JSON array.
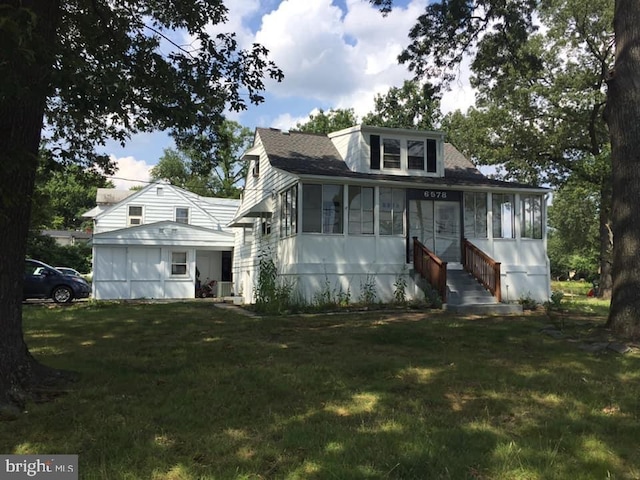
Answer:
[{"xmin": 518, "ymin": 292, "xmax": 538, "ymax": 310}]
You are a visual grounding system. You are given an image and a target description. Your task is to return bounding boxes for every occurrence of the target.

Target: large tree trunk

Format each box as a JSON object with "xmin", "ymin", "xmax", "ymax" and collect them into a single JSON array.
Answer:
[
  {"xmin": 0, "ymin": 0, "xmax": 63, "ymax": 415},
  {"xmin": 605, "ymin": 0, "xmax": 640, "ymax": 336}
]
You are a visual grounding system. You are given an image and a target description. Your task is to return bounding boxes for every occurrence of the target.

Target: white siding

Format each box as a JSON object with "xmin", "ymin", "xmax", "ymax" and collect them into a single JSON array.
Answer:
[
  {"xmin": 93, "ymin": 245, "xmax": 199, "ymax": 300},
  {"xmin": 94, "ymin": 183, "xmax": 239, "ymax": 234}
]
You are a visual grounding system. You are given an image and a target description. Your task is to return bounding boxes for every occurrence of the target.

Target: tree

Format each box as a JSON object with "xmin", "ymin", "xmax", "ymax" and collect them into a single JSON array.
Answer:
[
  {"xmin": 32, "ymin": 159, "xmax": 112, "ymax": 231},
  {"xmin": 0, "ymin": 0, "xmax": 282, "ymax": 414},
  {"xmin": 547, "ymin": 180, "xmax": 600, "ymax": 280},
  {"xmin": 294, "ymin": 108, "xmax": 359, "ymax": 135},
  {"xmin": 151, "ymin": 120, "xmax": 253, "ymax": 198},
  {"xmin": 362, "ymin": 80, "xmax": 441, "ymax": 129},
  {"xmin": 603, "ymin": 0, "xmax": 640, "ymax": 334}
]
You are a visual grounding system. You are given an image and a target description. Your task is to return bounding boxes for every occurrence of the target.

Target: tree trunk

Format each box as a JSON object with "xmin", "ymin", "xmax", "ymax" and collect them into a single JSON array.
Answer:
[
  {"xmin": 598, "ymin": 183, "xmax": 613, "ymax": 299},
  {"xmin": 605, "ymin": 0, "xmax": 640, "ymax": 336},
  {"xmin": 0, "ymin": 0, "xmax": 64, "ymax": 414}
]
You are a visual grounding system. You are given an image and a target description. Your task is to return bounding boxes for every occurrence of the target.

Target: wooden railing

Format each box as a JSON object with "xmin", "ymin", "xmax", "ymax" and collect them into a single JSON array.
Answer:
[
  {"xmin": 462, "ymin": 239, "xmax": 501, "ymax": 302},
  {"xmin": 413, "ymin": 237, "xmax": 447, "ymax": 302}
]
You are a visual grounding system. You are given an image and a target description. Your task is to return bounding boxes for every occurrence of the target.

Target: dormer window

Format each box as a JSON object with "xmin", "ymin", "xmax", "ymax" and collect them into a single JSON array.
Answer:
[
  {"xmin": 408, "ymin": 140, "xmax": 425, "ymax": 170},
  {"xmin": 372, "ymin": 135, "xmax": 439, "ymax": 174},
  {"xmin": 382, "ymin": 138, "xmax": 401, "ymax": 169}
]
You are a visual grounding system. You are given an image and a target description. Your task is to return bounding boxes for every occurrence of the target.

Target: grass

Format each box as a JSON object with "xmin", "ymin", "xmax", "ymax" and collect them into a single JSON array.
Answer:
[{"xmin": 3, "ymin": 299, "xmax": 639, "ymax": 479}]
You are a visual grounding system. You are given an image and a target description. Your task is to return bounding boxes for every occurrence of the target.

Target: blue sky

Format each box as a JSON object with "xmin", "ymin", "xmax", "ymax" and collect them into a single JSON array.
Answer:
[{"xmin": 105, "ymin": 0, "xmax": 476, "ymax": 189}]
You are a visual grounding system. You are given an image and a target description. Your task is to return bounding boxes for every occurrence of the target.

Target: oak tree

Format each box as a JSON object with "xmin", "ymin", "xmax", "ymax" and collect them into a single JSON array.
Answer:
[{"xmin": 0, "ymin": 0, "xmax": 282, "ymax": 414}]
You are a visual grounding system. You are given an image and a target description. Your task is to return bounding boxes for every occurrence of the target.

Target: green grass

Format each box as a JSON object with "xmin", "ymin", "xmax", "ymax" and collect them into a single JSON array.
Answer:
[{"xmin": 3, "ymin": 300, "xmax": 639, "ymax": 479}]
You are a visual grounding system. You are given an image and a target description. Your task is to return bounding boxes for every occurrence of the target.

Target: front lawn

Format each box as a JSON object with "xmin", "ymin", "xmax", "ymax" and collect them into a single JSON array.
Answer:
[{"xmin": 3, "ymin": 301, "xmax": 639, "ymax": 479}]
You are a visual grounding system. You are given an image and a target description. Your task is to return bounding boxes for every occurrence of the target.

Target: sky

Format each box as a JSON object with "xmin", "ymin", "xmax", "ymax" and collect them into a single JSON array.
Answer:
[{"xmin": 104, "ymin": 0, "xmax": 476, "ymax": 189}]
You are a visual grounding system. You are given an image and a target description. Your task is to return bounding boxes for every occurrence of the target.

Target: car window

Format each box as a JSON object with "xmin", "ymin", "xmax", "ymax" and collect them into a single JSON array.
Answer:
[{"xmin": 25, "ymin": 263, "xmax": 43, "ymax": 276}]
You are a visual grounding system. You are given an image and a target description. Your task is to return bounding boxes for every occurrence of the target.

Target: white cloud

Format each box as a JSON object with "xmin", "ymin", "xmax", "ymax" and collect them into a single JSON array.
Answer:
[
  {"xmin": 247, "ymin": 0, "xmax": 474, "ymax": 122},
  {"xmin": 107, "ymin": 155, "xmax": 152, "ymax": 190},
  {"xmin": 271, "ymin": 112, "xmax": 311, "ymax": 131}
]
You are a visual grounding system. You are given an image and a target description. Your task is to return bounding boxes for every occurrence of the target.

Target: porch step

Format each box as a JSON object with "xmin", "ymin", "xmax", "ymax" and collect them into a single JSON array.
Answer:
[
  {"xmin": 445, "ymin": 303, "xmax": 524, "ymax": 315},
  {"xmin": 444, "ymin": 269, "xmax": 523, "ymax": 315},
  {"xmin": 446, "ymin": 269, "xmax": 496, "ymax": 305}
]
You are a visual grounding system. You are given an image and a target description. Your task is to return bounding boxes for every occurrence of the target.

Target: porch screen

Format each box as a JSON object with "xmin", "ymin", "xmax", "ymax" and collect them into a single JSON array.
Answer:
[
  {"xmin": 464, "ymin": 192, "xmax": 487, "ymax": 238},
  {"xmin": 302, "ymin": 183, "xmax": 343, "ymax": 234},
  {"xmin": 492, "ymin": 193, "xmax": 515, "ymax": 238},
  {"xmin": 521, "ymin": 194, "xmax": 543, "ymax": 239}
]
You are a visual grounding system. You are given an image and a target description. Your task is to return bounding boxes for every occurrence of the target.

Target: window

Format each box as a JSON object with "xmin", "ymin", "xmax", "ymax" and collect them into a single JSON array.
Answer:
[
  {"xmin": 521, "ymin": 195, "xmax": 543, "ymax": 239},
  {"xmin": 302, "ymin": 183, "xmax": 343, "ymax": 234},
  {"xmin": 128, "ymin": 205, "xmax": 143, "ymax": 226},
  {"xmin": 464, "ymin": 192, "xmax": 487, "ymax": 238},
  {"xmin": 175, "ymin": 207, "xmax": 189, "ymax": 224},
  {"xmin": 407, "ymin": 140, "xmax": 425, "ymax": 170},
  {"xmin": 380, "ymin": 187, "xmax": 405, "ymax": 235},
  {"xmin": 171, "ymin": 252, "xmax": 187, "ymax": 275},
  {"xmin": 260, "ymin": 214, "xmax": 272, "ymax": 236},
  {"xmin": 492, "ymin": 193, "xmax": 515, "ymax": 238},
  {"xmin": 348, "ymin": 186, "xmax": 374, "ymax": 234},
  {"xmin": 280, "ymin": 185, "xmax": 298, "ymax": 237},
  {"xmin": 382, "ymin": 138, "xmax": 401, "ymax": 169}
]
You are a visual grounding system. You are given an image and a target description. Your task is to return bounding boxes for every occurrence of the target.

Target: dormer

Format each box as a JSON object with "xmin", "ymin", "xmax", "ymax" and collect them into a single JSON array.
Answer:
[{"xmin": 329, "ymin": 125, "xmax": 446, "ymax": 178}]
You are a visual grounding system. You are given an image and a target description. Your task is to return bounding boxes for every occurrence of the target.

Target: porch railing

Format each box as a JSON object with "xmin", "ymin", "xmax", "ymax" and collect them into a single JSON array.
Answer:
[
  {"xmin": 413, "ymin": 237, "xmax": 447, "ymax": 302},
  {"xmin": 462, "ymin": 239, "xmax": 501, "ymax": 302}
]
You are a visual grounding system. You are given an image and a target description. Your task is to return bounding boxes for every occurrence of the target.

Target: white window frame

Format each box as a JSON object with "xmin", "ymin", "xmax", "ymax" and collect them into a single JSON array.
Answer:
[
  {"xmin": 379, "ymin": 187, "xmax": 405, "ymax": 236},
  {"xmin": 302, "ymin": 183, "xmax": 344, "ymax": 234},
  {"xmin": 379, "ymin": 137, "xmax": 437, "ymax": 173},
  {"xmin": 348, "ymin": 185, "xmax": 375, "ymax": 235},
  {"xmin": 407, "ymin": 139, "xmax": 426, "ymax": 170},
  {"xmin": 175, "ymin": 207, "xmax": 189, "ymax": 224},
  {"xmin": 127, "ymin": 205, "xmax": 144, "ymax": 227},
  {"xmin": 382, "ymin": 138, "xmax": 401, "ymax": 169},
  {"xmin": 170, "ymin": 251, "xmax": 188, "ymax": 276},
  {"xmin": 521, "ymin": 194, "xmax": 543, "ymax": 239}
]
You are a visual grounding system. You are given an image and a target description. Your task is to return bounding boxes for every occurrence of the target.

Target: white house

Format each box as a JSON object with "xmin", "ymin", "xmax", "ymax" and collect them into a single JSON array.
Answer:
[
  {"xmin": 84, "ymin": 180, "xmax": 240, "ymax": 300},
  {"xmin": 230, "ymin": 125, "xmax": 551, "ymax": 307}
]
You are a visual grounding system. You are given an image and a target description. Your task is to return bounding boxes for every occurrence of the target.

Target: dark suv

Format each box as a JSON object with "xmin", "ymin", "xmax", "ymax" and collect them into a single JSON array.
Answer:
[{"xmin": 24, "ymin": 259, "xmax": 91, "ymax": 303}]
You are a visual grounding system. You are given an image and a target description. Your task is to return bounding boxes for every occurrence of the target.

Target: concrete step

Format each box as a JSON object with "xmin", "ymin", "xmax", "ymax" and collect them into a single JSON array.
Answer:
[{"xmin": 445, "ymin": 303, "xmax": 524, "ymax": 315}]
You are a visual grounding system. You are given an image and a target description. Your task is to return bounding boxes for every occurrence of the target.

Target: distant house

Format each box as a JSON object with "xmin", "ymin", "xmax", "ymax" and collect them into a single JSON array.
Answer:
[
  {"xmin": 229, "ymin": 125, "xmax": 550, "ymax": 308},
  {"xmin": 83, "ymin": 180, "xmax": 240, "ymax": 300},
  {"xmin": 41, "ymin": 229, "xmax": 92, "ymax": 246}
]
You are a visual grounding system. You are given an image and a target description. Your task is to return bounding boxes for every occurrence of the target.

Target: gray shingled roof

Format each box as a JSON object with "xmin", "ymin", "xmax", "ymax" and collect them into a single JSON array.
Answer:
[{"xmin": 256, "ymin": 127, "xmax": 541, "ymax": 190}]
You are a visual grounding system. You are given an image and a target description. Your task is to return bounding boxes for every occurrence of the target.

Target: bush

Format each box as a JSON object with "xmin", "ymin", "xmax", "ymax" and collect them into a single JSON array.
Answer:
[{"xmin": 518, "ymin": 293, "xmax": 538, "ymax": 310}]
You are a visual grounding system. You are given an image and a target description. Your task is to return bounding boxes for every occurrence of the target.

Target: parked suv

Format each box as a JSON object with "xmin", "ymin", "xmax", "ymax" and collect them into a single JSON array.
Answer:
[{"xmin": 24, "ymin": 259, "xmax": 91, "ymax": 303}]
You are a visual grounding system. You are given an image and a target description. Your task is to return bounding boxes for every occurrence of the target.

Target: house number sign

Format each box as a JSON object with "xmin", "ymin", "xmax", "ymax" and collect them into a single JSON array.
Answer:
[
  {"xmin": 407, "ymin": 188, "xmax": 461, "ymax": 201},
  {"xmin": 423, "ymin": 190, "xmax": 449, "ymax": 199}
]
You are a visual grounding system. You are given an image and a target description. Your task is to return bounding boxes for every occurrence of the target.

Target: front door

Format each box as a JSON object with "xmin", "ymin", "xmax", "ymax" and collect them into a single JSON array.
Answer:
[{"xmin": 409, "ymin": 199, "xmax": 461, "ymax": 263}]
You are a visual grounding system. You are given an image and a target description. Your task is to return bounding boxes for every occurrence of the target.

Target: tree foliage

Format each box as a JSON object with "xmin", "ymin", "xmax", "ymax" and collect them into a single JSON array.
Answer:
[
  {"xmin": 151, "ymin": 120, "xmax": 253, "ymax": 198},
  {"xmin": 0, "ymin": 0, "xmax": 282, "ymax": 412},
  {"xmin": 31, "ymin": 158, "xmax": 113, "ymax": 231},
  {"xmin": 547, "ymin": 179, "xmax": 600, "ymax": 280},
  {"xmin": 362, "ymin": 80, "xmax": 441, "ymax": 130},
  {"xmin": 294, "ymin": 108, "xmax": 359, "ymax": 135}
]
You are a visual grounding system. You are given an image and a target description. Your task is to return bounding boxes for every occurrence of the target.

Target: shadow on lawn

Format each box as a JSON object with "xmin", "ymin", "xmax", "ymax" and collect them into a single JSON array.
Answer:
[{"xmin": 7, "ymin": 303, "xmax": 640, "ymax": 479}]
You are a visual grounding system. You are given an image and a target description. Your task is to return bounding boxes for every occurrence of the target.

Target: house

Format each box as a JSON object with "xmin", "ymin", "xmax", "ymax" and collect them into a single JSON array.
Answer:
[
  {"xmin": 229, "ymin": 125, "xmax": 551, "ymax": 308},
  {"xmin": 83, "ymin": 180, "xmax": 240, "ymax": 300},
  {"xmin": 41, "ymin": 229, "xmax": 92, "ymax": 246}
]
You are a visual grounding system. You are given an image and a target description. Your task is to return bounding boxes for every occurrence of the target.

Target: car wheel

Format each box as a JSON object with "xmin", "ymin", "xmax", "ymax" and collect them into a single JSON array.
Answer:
[{"xmin": 52, "ymin": 286, "xmax": 73, "ymax": 303}]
